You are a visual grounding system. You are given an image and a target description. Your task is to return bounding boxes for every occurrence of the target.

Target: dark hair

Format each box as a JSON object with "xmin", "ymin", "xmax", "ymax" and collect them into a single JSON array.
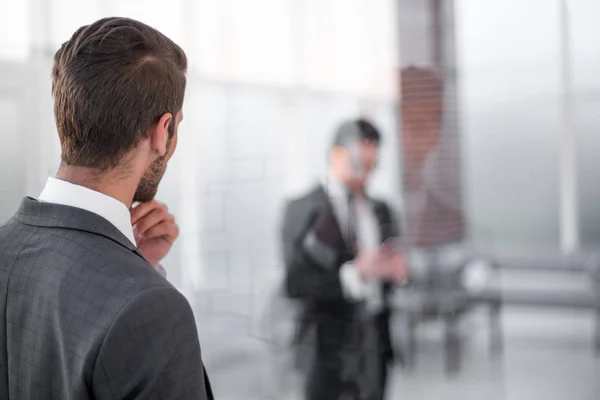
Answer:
[
  {"xmin": 51, "ymin": 17, "xmax": 187, "ymax": 171},
  {"xmin": 331, "ymin": 118, "xmax": 382, "ymax": 148}
]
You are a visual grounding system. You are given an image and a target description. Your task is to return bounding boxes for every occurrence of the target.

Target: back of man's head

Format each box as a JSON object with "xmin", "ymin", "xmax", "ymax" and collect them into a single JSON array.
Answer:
[{"xmin": 51, "ymin": 17, "xmax": 187, "ymax": 172}]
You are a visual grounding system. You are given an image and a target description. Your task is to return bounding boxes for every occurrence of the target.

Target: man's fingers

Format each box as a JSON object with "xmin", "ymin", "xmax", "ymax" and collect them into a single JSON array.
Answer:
[
  {"xmin": 133, "ymin": 208, "xmax": 174, "ymax": 237},
  {"xmin": 130, "ymin": 201, "xmax": 158, "ymax": 225},
  {"xmin": 130, "ymin": 200, "xmax": 166, "ymax": 225},
  {"xmin": 141, "ymin": 222, "xmax": 179, "ymax": 243},
  {"xmin": 356, "ymin": 252, "xmax": 384, "ymax": 279},
  {"xmin": 374, "ymin": 253, "xmax": 406, "ymax": 280}
]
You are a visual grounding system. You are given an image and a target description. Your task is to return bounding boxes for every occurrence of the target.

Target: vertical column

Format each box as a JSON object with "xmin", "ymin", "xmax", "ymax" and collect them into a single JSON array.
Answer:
[
  {"xmin": 397, "ymin": 0, "xmax": 464, "ymax": 247},
  {"xmin": 558, "ymin": 0, "xmax": 579, "ymax": 253}
]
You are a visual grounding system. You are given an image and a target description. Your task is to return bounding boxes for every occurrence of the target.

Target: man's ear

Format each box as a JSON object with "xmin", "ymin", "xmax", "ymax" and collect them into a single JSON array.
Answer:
[{"xmin": 150, "ymin": 113, "xmax": 173, "ymax": 157}]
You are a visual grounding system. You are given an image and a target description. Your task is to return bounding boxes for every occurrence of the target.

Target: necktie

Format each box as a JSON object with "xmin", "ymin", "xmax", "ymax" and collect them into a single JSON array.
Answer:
[{"xmin": 347, "ymin": 193, "xmax": 359, "ymax": 256}]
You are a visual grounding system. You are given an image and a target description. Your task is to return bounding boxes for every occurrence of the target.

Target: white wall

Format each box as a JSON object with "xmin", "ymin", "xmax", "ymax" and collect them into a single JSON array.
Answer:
[
  {"xmin": 456, "ymin": 0, "xmax": 600, "ymax": 251},
  {"xmin": 456, "ymin": 0, "xmax": 563, "ymax": 249}
]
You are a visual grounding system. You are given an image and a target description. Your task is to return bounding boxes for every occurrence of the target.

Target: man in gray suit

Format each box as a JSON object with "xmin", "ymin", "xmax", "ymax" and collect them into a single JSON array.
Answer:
[{"xmin": 0, "ymin": 17, "xmax": 213, "ymax": 399}]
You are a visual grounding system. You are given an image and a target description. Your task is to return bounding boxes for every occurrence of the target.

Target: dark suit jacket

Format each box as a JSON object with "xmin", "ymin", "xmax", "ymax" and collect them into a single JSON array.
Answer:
[
  {"xmin": 0, "ymin": 198, "xmax": 213, "ymax": 400},
  {"xmin": 281, "ymin": 185, "xmax": 399, "ymax": 363}
]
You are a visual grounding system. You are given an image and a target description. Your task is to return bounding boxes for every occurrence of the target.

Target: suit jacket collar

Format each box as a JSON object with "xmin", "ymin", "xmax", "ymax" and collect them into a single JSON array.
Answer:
[
  {"xmin": 38, "ymin": 177, "xmax": 136, "ymax": 247},
  {"xmin": 16, "ymin": 197, "xmax": 147, "ymax": 261}
]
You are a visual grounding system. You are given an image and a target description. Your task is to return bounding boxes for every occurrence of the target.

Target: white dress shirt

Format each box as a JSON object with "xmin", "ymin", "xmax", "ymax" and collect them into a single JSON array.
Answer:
[
  {"xmin": 38, "ymin": 177, "xmax": 167, "ymax": 277},
  {"xmin": 325, "ymin": 175, "xmax": 383, "ymax": 313}
]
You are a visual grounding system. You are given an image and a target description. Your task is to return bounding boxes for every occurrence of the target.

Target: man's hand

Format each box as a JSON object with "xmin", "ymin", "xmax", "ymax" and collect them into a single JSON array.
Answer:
[
  {"xmin": 355, "ymin": 251, "xmax": 382, "ymax": 279},
  {"xmin": 355, "ymin": 248, "xmax": 408, "ymax": 283},
  {"xmin": 130, "ymin": 200, "xmax": 179, "ymax": 268},
  {"xmin": 378, "ymin": 251, "xmax": 409, "ymax": 283}
]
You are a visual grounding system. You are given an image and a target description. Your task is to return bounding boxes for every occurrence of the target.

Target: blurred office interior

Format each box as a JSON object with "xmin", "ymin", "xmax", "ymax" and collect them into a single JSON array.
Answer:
[{"xmin": 2, "ymin": 0, "xmax": 600, "ymax": 399}]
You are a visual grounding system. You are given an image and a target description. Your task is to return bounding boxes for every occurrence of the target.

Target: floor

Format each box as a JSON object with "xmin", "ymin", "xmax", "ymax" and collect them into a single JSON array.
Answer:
[
  {"xmin": 193, "ymin": 292, "xmax": 600, "ymax": 400},
  {"xmin": 389, "ymin": 309, "xmax": 600, "ymax": 400}
]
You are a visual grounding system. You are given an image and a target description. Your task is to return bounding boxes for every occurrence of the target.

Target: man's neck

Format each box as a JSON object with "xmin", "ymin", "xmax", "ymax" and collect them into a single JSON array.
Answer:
[
  {"xmin": 328, "ymin": 169, "xmax": 365, "ymax": 197},
  {"xmin": 56, "ymin": 165, "xmax": 136, "ymax": 208}
]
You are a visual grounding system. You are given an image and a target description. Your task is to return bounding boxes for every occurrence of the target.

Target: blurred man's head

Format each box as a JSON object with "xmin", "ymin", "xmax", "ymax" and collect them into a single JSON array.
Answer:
[
  {"xmin": 51, "ymin": 17, "xmax": 187, "ymax": 203},
  {"xmin": 329, "ymin": 118, "xmax": 381, "ymax": 193}
]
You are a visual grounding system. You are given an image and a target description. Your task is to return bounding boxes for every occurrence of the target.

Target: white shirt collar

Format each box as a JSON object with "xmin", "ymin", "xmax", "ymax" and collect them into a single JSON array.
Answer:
[
  {"xmin": 38, "ymin": 177, "xmax": 136, "ymax": 246},
  {"xmin": 323, "ymin": 171, "xmax": 369, "ymax": 201},
  {"xmin": 323, "ymin": 171, "xmax": 348, "ymax": 200}
]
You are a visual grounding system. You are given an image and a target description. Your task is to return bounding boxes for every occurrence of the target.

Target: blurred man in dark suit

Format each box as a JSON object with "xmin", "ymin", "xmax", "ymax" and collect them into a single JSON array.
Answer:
[
  {"xmin": 281, "ymin": 118, "xmax": 407, "ymax": 400},
  {"xmin": 0, "ymin": 17, "xmax": 212, "ymax": 400}
]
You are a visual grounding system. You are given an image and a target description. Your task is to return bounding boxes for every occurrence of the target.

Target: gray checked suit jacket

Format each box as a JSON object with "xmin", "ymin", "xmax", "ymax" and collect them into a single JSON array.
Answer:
[{"xmin": 0, "ymin": 198, "xmax": 214, "ymax": 400}]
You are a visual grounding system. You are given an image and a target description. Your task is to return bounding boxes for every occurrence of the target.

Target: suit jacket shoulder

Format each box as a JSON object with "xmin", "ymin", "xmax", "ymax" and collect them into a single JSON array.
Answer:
[
  {"xmin": 0, "ymin": 199, "xmax": 210, "ymax": 399},
  {"xmin": 282, "ymin": 185, "xmax": 327, "ymax": 235}
]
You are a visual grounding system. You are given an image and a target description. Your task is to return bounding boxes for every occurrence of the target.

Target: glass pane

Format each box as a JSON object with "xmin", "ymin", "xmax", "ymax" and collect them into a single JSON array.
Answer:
[
  {"xmin": 456, "ymin": 0, "xmax": 562, "ymax": 248},
  {"xmin": 188, "ymin": 0, "xmax": 224, "ymax": 76},
  {"xmin": 51, "ymin": 0, "xmax": 103, "ymax": 45},
  {"xmin": 0, "ymin": 0, "xmax": 30, "ymax": 61},
  {"xmin": 0, "ymin": 95, "xmax": 24, "ymax": 222},
  {"xmin": 114, "ymin": 0, "xmax": 185, "ymax": 47},
  {"xmin": 299, "ymin": 0, "xmax": 397, "ymax": 98},
  {"xmin": 575, "ymin": 101, "xmax": 600, "ymax": 247},
  {"xmin": 189, "ymin": 0, "xmax": 397, "ymax": 96},
  {"xmin": 190, "ymin": 0, "xmax": 294, "ymax": 86},
  {"xmin": 569, "ymin": 0, "xmax": 600, "ymax": 95},
  {"xmin": 456, "ymin": 0, "xmax": 561, "ymax": 99},
  {"xmin": 51, "ymin": 0, "xmax": 185, "ymax": 47},
  {"xmin": 462, "ymin": 97, "xmax": 561, "ymax": 248}
]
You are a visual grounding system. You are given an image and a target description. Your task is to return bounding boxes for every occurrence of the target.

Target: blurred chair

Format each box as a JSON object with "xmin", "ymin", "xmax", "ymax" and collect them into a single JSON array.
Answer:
[
  {"xmin": 472, "ymin": 250, "xmax": 600, "ymax": 356},
  {"xmin": 392, "ymin": 244, "xmax": 498, "ymax": 375}
]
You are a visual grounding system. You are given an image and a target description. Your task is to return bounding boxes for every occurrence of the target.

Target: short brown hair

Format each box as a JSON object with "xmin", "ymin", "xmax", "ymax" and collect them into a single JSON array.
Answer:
[{"xmin": 51, "ymin": 17, "xmax": 187, "ymax": 171}]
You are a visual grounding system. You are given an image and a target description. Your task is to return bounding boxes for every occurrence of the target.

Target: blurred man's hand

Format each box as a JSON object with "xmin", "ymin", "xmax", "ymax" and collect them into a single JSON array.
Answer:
[
  {"xmin": 130, "ymin": 200, "xmax": 179, "ymax": 268},
  {"xmin": 355, "ymin": 248, "xmax": 408, "ymax": 283},
  {"xmin": 355, "ymin": 251, "xmax": 381, "ymax": 279},
  {"xmin": 378, "ymin": 251, "xmax": 408, "ymax": 283}
]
